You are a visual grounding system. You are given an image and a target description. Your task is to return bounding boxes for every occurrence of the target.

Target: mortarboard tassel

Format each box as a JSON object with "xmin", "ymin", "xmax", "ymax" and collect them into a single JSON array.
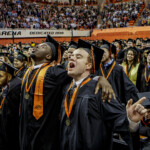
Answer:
[
  {"xmin": 57, "ymin": 44, "xmax": 61, "ymax": 64},
  {"xmin": 5, "ymin": 66, "xmax": 9, "ymax": 89},
  {"xmin": 109, "ymin": 44, "xmax": 112, "ymax": 58},
  {"xmin": 91, "ymin": 46, "xmax": 95, "ymax": 74}
]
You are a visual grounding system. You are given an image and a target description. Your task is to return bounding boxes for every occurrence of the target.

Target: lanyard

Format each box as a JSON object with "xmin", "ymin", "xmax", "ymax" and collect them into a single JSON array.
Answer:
[
  {"xmin": 64, "ymin": 77, "xmax": 91, "ymax": 118},
  {"xmin": 100, "ymin": 61, "xmax": 116, "ymax": 79}
]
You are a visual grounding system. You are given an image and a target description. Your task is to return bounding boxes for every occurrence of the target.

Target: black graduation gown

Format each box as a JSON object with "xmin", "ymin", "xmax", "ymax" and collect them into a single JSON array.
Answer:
[
  {"xmin": 60, "ymin": 79, "xmax": 133, "ymax": 150},
  {"xmin": 97, "ymin": 61, "xmax": 139, "ymax": 105},
  {"xmin": 0, "ymin": 93, "xmax": 6, "ymax": 150},
  {"xmin": 139, "ymin": 118, "xmax": 150, "ymax": 149},
  {"xmin": 136, "ymin": 64, "xmax": 150, "ymax": 92},
  {"xmin": 140, "ymin": 117, "xmax": 150, "ymax": 137},
  {"xmin": 1, "ymin": 77, "xmax": 21, "ymax": 150},
  {"xmin": 16, "ymin": 66, "xmax": 28, "ymax": 78},
  {"xmin": 20, "ymin": 65, "xmax": 71, "ymax": 150}
]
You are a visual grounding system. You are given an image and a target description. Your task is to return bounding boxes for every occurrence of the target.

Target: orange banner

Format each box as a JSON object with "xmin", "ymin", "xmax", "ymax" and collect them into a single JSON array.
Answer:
[
  {"xmin": 91, "ymin": 26, "xmax": 150, "ymax": 42},
  {"xmin": 1, "ymin": 26, "xmax": 150, "ymax": 45}
]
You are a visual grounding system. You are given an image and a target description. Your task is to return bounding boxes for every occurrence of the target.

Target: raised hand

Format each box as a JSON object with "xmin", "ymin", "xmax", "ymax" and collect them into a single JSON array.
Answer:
[{"xmin": 126, "ymin": 97, "xmax": 147, "ymax": 123}]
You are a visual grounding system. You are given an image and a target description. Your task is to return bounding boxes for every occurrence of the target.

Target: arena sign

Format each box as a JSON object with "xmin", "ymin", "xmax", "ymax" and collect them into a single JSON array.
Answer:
[{"xmin": 0, "ymin": 29, "xmax": 91, "ymax": 38}]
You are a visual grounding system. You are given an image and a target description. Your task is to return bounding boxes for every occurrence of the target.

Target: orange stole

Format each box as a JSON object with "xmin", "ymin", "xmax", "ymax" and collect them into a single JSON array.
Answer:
[
  {"xmin": 64, "ymin": 77, "xmax": 91, "ymax": 118},
  {"xmin": 0, "ymin": 97, "xmax": 5, "ymax": 109},
  {"xmin": 33, "ymin": 64, "xmax": 52, "ymax": 120},
  {"xmin": 15, "ymin": 66, "xmax": 24, "ymax": 76},
  {"xmin": 21, "ymin": 64, "xmax": 52, "ymax": 120}
]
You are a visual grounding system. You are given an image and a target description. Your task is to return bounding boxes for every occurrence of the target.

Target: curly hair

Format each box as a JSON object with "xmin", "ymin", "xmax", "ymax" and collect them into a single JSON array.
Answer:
[{"xmin": 124, "ymin": 48, "xmax": 138, "ymax": 66}]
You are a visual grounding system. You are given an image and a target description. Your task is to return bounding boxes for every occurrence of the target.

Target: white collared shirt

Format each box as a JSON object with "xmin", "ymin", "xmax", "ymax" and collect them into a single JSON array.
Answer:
[
  {"xmin": 33, "ymin": 63, "xmax": 45, "ymax": 70},
  {"xmin": 73, "ymin": 77, "xmax": 87, "ymax": 87}
]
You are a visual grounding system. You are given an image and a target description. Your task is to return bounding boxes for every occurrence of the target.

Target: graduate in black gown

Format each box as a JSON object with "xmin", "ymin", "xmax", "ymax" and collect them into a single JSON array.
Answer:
[
  {"xmin": 116, "ymin": 39, "xmax": 135, "ymax": 64},
  {"xmin": 19, "ymin": 35, "xmax": 115, "ymax": 150},
  {"xmin": 140, "ymin": 108, "xmax": 150, "ymax": 150},
  {"xmin": 60, "ymin": 39, "xmax": 147, "ymax": 150},
  {"xmin": 98, "ymin": 40, "xmax": 139, "ymax": 105},
  {"xmin": 0, "ymin": 60, "xmax": 21, "ymax": 150},
  {"xmin": 137, "ymin": 48, "xmax": 150, "ymax": 92},
  {"xmin": 113, "ymin": 39, "xmax": 124, "ymax": 64},
  {"xmin": 62, "ymin": 41, "xmax": 78, "ymax": 70},
  {"xmin": 19, "ymin": 36, "xmax": 71, "ymax": 150},
  {"xmin": 60, "ymin": 45, "xmax": 68, "ymax": 69},
  {"xmin": 14, "ymin": 51, "xmax": 28, "ymax": 78}
]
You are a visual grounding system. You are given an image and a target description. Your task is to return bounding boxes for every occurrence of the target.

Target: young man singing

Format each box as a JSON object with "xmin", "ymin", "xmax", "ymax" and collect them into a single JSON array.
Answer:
[{"xmin": 60, "ymin": 39, "xmax": 147, "ymax": 150}]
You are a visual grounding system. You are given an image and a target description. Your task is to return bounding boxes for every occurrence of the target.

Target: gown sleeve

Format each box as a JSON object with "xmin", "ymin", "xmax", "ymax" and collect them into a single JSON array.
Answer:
[{"xmin": 79, "ymin": 92, "xmax": 133, "ymax": 150}]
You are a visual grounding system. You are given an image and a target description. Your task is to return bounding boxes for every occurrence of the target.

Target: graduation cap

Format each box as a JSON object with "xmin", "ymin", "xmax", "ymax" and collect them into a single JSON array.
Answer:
[
  {"xmin": 142, "ymin": 47, "xmax": 150, "ymax": 53},
  {"xmin": 102, "ymin": 40, "xmax": 116, "ymax": 56},
  {"xmin": 0, "ymin": 59, "xmax": 18, "ymax": 76},
  {"xmin": 143, "ymin": 47, "xmax": 150, "ymax": 56},
  {"xmin": 68, "ymin": 41, "xmax": 78, "ymax": 49},
  {"xmin": 91, "ymin": 41, "xmax": 97, "ymax": 46},
  {"xmin": 46, "ymin": 34, "xmax": 61, "ymax": 63},
  {"xmin": 8, "ymin": 55, "xmax": 14, "ymax": 64},
  {"xmin": 0, "ymin": 46, "xmax": 8, "ymax": 53},
  {"xmin": 77, "ymin": 39, "xmax": 104, "ymax": 73},
  {"xmin": 61, "ymin": 45, "xmax": 67, "ymax": 56},
  {"xmin": 136, "ymin": 38, "xmax": 140, "ymax": 40},
  {"xmin": 0, "ymin": 52, "xmax": 9, "ymax": 57},
  {"xmin": 139, "ymin": 47, "xmax": 150, "ymax": 55},
  {"xmin": 1, "ymin": 46, "xmax": 7, "ymax": 50},
  {"xmin": 15, "ymin": 51, "xmax": 28, "ymax": 61},
  {"xmin": 77, "ymin": 39, "xmax": 91, "ymax": 50},
  {"xmin": 114, "ymin": 39, "xmax": 122, "ymax": 45},
  {"xmin": 126, "ymin": 47, "xmax": 139, "ymax": 53},
  {"xmin": 137, "ymin": 92, "xmax": 150, "ymax": 109},
  {"xmin": 146, "ymin": 39, "xmax": 150, "ymax": 43},
  {"xmin": 142, "ymin": 39, "xmax": 147, "ymax": 43},
  {"xmin": 127, "ymin": 38, "xmax": 135, "ymax": 43},
  {"xmin": 8, "ymin": 46, "xmax": 12, "ymax": 49},
  {"xmin": 23, "ymin": 46, "xmax": 30, "ymax": 51},
  {"xmin": 93, "ymin": 45, "xmax": 104, "ymax": 71},
  {"xmin": 16, "ymin": 48, "xmax": 21, "ymax": 52}
]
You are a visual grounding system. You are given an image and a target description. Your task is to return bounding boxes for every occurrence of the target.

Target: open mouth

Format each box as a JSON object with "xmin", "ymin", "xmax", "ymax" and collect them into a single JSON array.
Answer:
[{"xmin": 69, "ymin": 62, "xmax": 75, "ymax": 69}]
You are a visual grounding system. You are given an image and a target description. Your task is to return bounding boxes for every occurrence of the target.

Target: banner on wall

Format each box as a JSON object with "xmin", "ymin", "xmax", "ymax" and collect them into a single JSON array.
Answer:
[
  {"xmin": 0, "ymin": 29, "xmax": 91, "ymax": 38},
  {"xmin": 73, "ymin": 30, "xmax": 91, "ymax": 37}
]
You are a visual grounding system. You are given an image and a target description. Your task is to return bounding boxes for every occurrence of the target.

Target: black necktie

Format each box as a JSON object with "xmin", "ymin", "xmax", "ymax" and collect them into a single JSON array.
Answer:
[{"xmin": 67, "ymin": 84, "xmax": 77, "ymax": 107}]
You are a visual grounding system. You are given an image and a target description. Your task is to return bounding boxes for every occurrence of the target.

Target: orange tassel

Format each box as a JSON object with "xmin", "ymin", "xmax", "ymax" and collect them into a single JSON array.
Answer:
[
  {"xmin": 57, "ymin": 44, "xmax": 61, "ymax": 64},
  {"xmin": 90, "ymin": 46, "xmax": 95, "ymax": 74}
]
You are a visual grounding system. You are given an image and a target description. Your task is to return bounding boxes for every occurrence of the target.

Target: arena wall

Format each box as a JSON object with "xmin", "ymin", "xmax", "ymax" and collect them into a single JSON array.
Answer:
[{"xmin": 0, "ymin": 26, "xmax": 150, "ymax": 44}]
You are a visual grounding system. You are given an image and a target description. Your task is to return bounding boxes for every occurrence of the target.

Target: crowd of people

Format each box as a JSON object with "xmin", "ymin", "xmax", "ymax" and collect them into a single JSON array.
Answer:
[
  {"xmin": 138, "ymin": 4, "xmax": 150, "ymax": 26},
  {"xmin": 0, "ymin": 0, "xmax": 98, "ymax": 29},
  {"xmin": 0, "ymin": 0, "xmax": 149, "ymax": 30},
  {"xmin": 97, "ymin": 1, "xmax": 144, "ymax": 29},
  {"xmin": 0, "ymin": 36, "xmax": 150, "ymax": 149},
  {"xmin": 0, "ymin": 0, "xmax": 150, "ymax": 150}
]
